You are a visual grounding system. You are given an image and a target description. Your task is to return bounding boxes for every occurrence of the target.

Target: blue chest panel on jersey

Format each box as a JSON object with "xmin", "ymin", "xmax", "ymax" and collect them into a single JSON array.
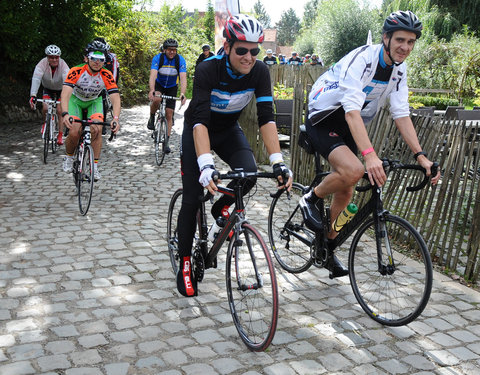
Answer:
[{"xmin": 210, "ymin": 88, "xmax": 255, "ymax": 113}]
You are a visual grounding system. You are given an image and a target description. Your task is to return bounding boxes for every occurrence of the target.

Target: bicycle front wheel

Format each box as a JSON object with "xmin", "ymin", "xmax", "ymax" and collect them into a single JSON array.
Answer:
[
  {"xmin": 268, "ymin": 183, "xmax": 313, "ymax": 273},
  {"xmin": 78, "ymin": 144, "xmax": 95, "ymax": 215},
  {"xmin": 155, "ymin": 118, "xmax": 167, "ymax": 166},
  {"xmin": 51, "ymin": 115, "xmax": 58, "ymax": 154},
  {"xmin": 43, "ymin": 114, "xmax": 51, "ymax": 164},
  {"xmin": 167, "ymin": 188, "xmax": 183, "ymax": 274},
  {"xmin": 349, "ymin": 214, "xmax": 433, "ymax": 326},
  {"xmin": 226, "ymin": 223, "xmax": 278, "ymax": 351}
]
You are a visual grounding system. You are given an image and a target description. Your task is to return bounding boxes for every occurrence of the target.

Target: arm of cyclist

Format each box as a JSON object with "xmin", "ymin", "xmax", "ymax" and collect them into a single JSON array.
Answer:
[
  {"xmin": 193, "ymin": 123, "xmax": 218, "ymax": 195},
  {"xmin": 60, "ymin": 85, "xmax": 74, "ymax": 129},
  {"xmin": 109, "ymin": 92, "xmax": 121, "ymax": 134},
  {"xmin": 394, "ymin": 116, "xmax": 441, "ymax": 185},
  {"xmin": 259, "ymin": 121, "xmax": 293, "ymax": 190},
  {"xmin": 179, "ymin": 71, "xmax": 187, "ymax": 107},
  {"xmin": 345, "ymin": 110, "xmax": 387, "ymax": 187},
  {"xmin": 148, "ymin": 69, "xmax": 157, "ymax": 101}
]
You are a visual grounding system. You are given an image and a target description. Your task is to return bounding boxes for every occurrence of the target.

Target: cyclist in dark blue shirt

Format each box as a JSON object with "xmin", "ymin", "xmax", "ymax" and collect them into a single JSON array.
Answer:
[
  {"xmin": 148, "ymin": 38, "xmax": 187, "ymax": 153},
  {"xmin": 176, "ymin": 14, "xmax": 292, "ymax": 297}
]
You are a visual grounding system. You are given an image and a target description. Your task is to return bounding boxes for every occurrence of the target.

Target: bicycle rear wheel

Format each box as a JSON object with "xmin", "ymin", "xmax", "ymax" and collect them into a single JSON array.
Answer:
[
  {"xmin": 268, "ymin": 183, "xmax": 313, "ymax": 273},
  {"xmin": 226, "ymin": 223, "xmax": 278, "ymax": 351},
  {"xmin": 348, "ymin": 214, "xmax": 433, "ymax": 326},
  {"xmin": 43, "ymin": 114, "xmax": 51, "ymax": 164},
  {"xmin": 167, "ymin": 188, "xmax": 183, "ymax": 274},
  {"xmin": 155, "ymin": 117, "xmax": 167, "ymax": 166},
  {"xmin": 78, "ymin": 144, "xmax": 95, "ymax": 215}
]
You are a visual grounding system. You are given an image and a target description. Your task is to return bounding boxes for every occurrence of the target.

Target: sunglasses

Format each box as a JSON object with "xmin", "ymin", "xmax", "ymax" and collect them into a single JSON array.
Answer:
[
  {"xmin": 234, "ymin": 47, "xmax": 260, "ymax": 56},
  {"xmin": 89, "ymin": 56, "xmax": 105, "ymax": 63}
]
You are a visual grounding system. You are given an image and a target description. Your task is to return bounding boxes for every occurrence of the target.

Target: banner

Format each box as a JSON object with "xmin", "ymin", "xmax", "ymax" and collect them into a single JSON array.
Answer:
[{"xmin": 215, "ymin": 0, "xmax": 240, "ymax": 53}]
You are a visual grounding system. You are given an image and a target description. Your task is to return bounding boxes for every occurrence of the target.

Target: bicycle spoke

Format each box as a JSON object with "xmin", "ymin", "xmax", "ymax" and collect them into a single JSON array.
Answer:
[{"xmin": 78, "ymin": 145, "xmax": 94, "ymax": 215}]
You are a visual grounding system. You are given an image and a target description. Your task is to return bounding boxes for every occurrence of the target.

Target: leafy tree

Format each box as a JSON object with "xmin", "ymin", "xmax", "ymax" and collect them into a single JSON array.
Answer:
[
  {"xmin": 253, "ymin": 0, "xmax": 271, "ymax": 28},
  {"xmin": 276, "ymin": 8, "xmax": 301, "ymax": 45},
  {"xmin": 203, "ymin": 0, "xmax": 215, "ymax": 45},
  {"xmin": 303, "ymin": 0, "xmax": 320, "ymax": 27}
]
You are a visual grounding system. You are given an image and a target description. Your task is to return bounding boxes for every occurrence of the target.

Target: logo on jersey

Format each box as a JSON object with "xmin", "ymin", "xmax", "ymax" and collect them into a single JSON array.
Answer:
[{"xmin": 329, "ymin": 132, "xmax": 339, "ymax": 137}]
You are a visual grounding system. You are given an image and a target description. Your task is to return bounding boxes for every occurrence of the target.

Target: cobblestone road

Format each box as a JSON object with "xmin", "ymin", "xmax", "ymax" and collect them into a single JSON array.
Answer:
[{"xmin": 1, "ymin": 104, "xmax": 480, "ymax": 374}]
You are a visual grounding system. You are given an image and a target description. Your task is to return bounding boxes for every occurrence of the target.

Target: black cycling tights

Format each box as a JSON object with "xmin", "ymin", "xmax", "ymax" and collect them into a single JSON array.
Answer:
[{"xmin": 177, "ymin": 124, "xmax": 257, "ymax": 259}]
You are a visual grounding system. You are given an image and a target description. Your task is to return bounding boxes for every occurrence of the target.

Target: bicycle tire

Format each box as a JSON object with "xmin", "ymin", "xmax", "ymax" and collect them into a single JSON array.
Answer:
[
  {"xmin": 155, "ymin": 117, "xmax": 167, "ymax": 166},
  {"xmin": 43, "ymin": 114, "xmax": 51, "ymax": 164},
  {"xmin": 51, "ymin": 115, "xmax": 58, "ymax": 154},
  {"xmin": 78, "ymin": 144, "xmax": 95, "ymax": 215},
  {"xmin": 167, "ymin": 188, "xmax": 183, "ymax": 275},
  {"xmin": 268, "ymin": 183, "xmax": 313, "ymax": 273},
  {"xmin": 226, "ymin": 223, "xmax": 278, "ymax": 351},
  {"xmin": 348, "ymin": 214, "xmax": 433, "ymax": 326}
]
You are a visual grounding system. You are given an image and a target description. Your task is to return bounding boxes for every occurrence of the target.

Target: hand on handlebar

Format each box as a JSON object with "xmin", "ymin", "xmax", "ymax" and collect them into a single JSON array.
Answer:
[
  {"xmin": 199, "ymin": 166, "xmax": 219, "ymax": 195},
  {"xmin": 272, "ymin": 162, "xmax": 293, "ymax": 191},
  {"xmin": 180, "ymin": 93, "xmax": 187, "ymax": 108},
  {"xmin": 364, "ymin": 153, "xmax": 387, "ymax": 187},
  {"xmin": 417, "ymin": 157, "xmax": 441, "ymax": 185},
  {"xmin": 110, "ymin": 120, "xmax": 120, "ymax": 134},
  {"xmin": 29, "ymin": 96, "xmax": 36, "ymax": 110}
]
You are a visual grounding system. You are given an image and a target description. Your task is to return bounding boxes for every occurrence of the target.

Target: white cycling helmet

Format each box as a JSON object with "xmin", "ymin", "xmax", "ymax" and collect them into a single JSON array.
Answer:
[
  {"xmin": 223, "ymin": 14, "xmax": 264, "ymax": 43},
  {"xmin": 45, "ymin": 44, "xmax": 61, "ymax": 56},
  {"xmin": 266, "ymin": 49, "xmax": 273, "ymax": 54}
]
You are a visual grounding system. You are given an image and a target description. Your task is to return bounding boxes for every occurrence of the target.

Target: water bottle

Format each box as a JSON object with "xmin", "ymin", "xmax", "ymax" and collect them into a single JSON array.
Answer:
[
  {"xmin": 208, "ymin": 216, "xmax": 226, "ymax": 242},
  {"xmin": 332, "ymin": 203, "xmax": 358, "ymax": 232}
]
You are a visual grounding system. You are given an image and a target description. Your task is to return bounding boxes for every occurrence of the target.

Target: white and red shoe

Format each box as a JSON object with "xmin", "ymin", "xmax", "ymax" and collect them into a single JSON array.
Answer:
[{"xmin": 176, "ymin": 256, "xmax": 197, "ymax": 297}]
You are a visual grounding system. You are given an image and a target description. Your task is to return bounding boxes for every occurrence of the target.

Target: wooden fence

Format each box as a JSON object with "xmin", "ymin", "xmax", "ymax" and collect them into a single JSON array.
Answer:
[{"xmin": 238, "ymin": 64, "xmax": 480, "ymax": 283}]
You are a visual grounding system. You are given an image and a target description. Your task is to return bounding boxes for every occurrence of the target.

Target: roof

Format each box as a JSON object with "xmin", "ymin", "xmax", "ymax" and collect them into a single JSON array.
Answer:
[{"xmin": 263, "ymin": 28, "xmax": 277, "ymax": 43}]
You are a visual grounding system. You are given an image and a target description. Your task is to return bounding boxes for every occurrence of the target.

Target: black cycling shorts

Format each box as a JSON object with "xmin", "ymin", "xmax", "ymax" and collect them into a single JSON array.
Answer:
[
  {"xmin": 154, "ymin": 82, "xmax": 178, "ymax": 110},
  {"xmin": 306, "ymin": 107, "xmax": 357, "ymax": 160},
  {"xmin": 42, "ymin": 88, "xmax": 62, "ymax": 101}
]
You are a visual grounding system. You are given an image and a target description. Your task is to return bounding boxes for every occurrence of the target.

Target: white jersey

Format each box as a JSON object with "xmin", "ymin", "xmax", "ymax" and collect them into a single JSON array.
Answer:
[
  {"xmin": 308, "ymin": 43, "xmax": 410, "ymax": 125},
  {"xmin": 30, "ymin": 57, "xmax": 70, "ymax": 96}
]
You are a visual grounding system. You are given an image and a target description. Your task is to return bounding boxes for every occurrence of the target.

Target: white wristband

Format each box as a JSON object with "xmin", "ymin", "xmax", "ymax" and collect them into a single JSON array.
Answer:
[
  {"xmin": 197, "ymin": 153, "xmax": 214, "ymax": 171},
  {"xmin": 269, "ymin": 152, "xmax": 283, "ymax": 165}
]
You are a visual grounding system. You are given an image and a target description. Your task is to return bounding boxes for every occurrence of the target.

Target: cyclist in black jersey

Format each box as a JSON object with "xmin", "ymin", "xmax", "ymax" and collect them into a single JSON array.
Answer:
[{"xmin": 176, "ymin": 14, "xmax": 293, "ymax": 297}]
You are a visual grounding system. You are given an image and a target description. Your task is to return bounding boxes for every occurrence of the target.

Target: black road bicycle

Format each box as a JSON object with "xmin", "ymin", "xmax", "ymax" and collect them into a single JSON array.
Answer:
[
  {"xmin": 167, "ymin": 170, "xmax": 279, "ymax": 351},
  {"xmin": 70, "ymin": 118, "xmax": 115, "ymax": 215},
  {"xmin": 36, "ymin": 98, "xmax": 60, "ymax": 163},
  {"xmin": 268, "ymin": 126, "xmax": 438, "ymax": 326},
  {"xmin": 152, "ymin": 94, "xmax": 180, "ymax": 166}
]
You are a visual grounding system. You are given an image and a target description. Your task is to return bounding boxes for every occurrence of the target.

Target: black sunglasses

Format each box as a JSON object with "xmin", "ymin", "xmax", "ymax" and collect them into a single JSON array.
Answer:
[{"xmin": 234, "ymin": 47, "xmax": 260, "ymax": 56}]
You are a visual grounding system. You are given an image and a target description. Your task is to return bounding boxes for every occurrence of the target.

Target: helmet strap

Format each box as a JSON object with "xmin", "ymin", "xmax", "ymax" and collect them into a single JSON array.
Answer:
[{"xmin": 383, "ymin": 35, "xmax": 402, "ymax": 67}]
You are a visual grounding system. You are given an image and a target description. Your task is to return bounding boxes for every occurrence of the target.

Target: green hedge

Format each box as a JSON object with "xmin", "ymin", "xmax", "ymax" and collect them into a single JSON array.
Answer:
[{"xmin": 409, "ymin": 95, "xmax": 460, "ymax": 110}]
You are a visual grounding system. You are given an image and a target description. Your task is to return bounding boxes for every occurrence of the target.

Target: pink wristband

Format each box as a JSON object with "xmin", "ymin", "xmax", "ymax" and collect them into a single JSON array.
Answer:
[{"xmin": 361, "ymin": 147, "xmax": 375, "ymax": 157}]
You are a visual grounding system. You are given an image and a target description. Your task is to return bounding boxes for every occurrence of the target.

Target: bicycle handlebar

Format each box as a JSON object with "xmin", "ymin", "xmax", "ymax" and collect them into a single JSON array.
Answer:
[
  {"xmin": 200, "ymin": 170, "xmax": 277, "ymax": 202},
  {"xmin": 36, "ymin": 98, "xmax": 61, "ymax": 104},
  {"xmin": 355, "ymin": 158, "xmax": 439, "ymax": 192},
  {"xmin": 153, "ymin": 94, "xmax": 181, "ymax": 100},
  {"xmin": 70, "ymin": 118, "xmax": 116, "ymax": 142}
]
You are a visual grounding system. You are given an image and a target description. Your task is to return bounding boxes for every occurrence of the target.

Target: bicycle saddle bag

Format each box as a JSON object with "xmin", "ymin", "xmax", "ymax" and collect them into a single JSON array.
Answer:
[{"xmin": 298, "ymin": 124, "xmax": 315, "ymax": 154}]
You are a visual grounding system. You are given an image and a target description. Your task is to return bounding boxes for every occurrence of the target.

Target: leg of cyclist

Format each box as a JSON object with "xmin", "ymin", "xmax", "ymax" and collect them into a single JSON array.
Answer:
[
  {"xmin": 148, "ymin": 82, "xmax": 163, "ymax": 130},
  {"xmin": 164, "ymin": 86, "xmax": 179, "ymax": 153},
  {"xmin": 299, "ymin": 113, "xmax": 363, "ymax": 277},
  {"xmin": 176, "ymin": 126, "xmax": 201, "ymax": 297},
  {"xmin": 56, "ymin": 100, "xmax": 65, "ymax": 145},
  {"xmin": 63, "ymin": 96, "xmax": 84, "ymax": 173},
  {"xmin": 87, "ymin": 97, "xmax": 104, "ymax": 181}
]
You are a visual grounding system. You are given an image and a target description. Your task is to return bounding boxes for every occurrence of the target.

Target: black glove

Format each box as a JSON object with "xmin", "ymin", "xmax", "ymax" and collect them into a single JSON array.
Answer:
[{"xmin": 273, "ymin": 162, "xmax": 291, "ymax": 186}]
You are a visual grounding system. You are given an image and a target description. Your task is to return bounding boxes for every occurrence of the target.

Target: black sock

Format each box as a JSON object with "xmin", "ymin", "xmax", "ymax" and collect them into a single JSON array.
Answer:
[{"xmin": 305, "ymin": 190, "xmax": 319, "ymax": 204}]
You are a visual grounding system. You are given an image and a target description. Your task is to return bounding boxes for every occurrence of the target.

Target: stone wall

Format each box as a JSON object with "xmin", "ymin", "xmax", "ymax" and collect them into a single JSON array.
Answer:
[{"xmin": 0, "ymin": 104, "xmax": 43, "ymax": 124}]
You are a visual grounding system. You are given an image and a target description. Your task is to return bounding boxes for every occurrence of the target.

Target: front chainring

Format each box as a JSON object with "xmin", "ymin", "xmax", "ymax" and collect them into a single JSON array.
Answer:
[{"xmin": 193, "ymin": 249, "xmax": 205, "ymax": 282}]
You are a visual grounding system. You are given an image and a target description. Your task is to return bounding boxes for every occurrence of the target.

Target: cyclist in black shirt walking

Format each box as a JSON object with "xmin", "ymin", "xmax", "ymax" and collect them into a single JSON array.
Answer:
[{"xmin": 176, "ymin": 14, "xmax": 292, "ymax": 297}]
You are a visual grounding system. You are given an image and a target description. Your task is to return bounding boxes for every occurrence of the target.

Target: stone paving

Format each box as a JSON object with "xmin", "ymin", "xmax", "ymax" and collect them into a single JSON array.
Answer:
[{"xmin": 1, "ymin": 104, "xmax": 480, "ymax": 375}]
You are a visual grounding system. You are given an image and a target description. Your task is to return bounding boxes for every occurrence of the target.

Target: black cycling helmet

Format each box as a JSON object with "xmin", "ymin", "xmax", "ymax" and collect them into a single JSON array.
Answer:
[
  {"xmin": 202, "ymin": 44, "xmax": 211, "ymax": 51},
  {"xmin": 93, "ymin": 37, "xmax": 111, "ymax": 51},
  {"xmin": 383, "ymin": 10, "xmax": 422, "ymax": 39},
  {"xmin": 85, "ymin": 40, "xmax": 107, "ymax": 56},
  {"xmin": 163, "ymin": 38, "xmax": 178, "ymax": 49}
]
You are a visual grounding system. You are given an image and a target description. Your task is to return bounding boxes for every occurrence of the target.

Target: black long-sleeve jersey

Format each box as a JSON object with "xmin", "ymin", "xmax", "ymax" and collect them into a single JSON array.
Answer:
[{"xmin": 184, "ymin": 54, "xmax": 275, "ymax": 132}]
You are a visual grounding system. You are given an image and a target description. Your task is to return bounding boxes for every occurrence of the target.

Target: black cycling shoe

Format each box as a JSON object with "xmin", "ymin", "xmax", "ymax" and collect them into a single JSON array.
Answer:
[
  {"xmin": 299, "ymin": 192, "xmax": 323, "ymax": 232},
  {"xmin": 326, "ymin": 255, "xmax": 349, "ymax": 278},
  {"xmin": 165, "ymin": 145, "xmax": 171, "ymax": 154},
  {"xmin": 147, "ymin": 116, "xmax": 155, "ymax": 130}
]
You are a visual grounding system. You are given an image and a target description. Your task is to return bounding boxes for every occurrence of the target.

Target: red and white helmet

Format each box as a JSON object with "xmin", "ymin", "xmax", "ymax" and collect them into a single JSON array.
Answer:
[{"xmin": 223, "ymin": 14, "xmax": 264, "ymax": 43}]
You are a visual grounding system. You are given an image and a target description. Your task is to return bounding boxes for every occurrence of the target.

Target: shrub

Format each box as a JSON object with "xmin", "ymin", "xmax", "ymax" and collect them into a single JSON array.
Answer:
[{"xmin": 409, "ymin": 95, "xmax": 460, "ymax": 110}]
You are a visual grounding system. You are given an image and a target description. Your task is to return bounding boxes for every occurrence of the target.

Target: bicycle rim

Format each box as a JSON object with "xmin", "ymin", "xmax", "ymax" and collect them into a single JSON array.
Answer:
[
  {"xmin": 348, "ymin": 214, "xmax": 433, "ymax": 326},
  {"xmin": 78, "ymin": 145, "xmax": 94, "ymax": 215},
  {"xmin": 167, "ymin": 189, "xmax": 183, "ymax": 274},
  {"xmin": 226, "ymin": 223, "xmax": 278, "ymax": 351},
  {"xmin": 268, "ymin": 183, "xmax": 313, "ymax": 273},
  {"xmin": 155, "ymin": 118, "xmax": 166, "ymax": 166},
  {"xmin": 43, "ymin": 114, "xmax": 50, "ymax": 163}
]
